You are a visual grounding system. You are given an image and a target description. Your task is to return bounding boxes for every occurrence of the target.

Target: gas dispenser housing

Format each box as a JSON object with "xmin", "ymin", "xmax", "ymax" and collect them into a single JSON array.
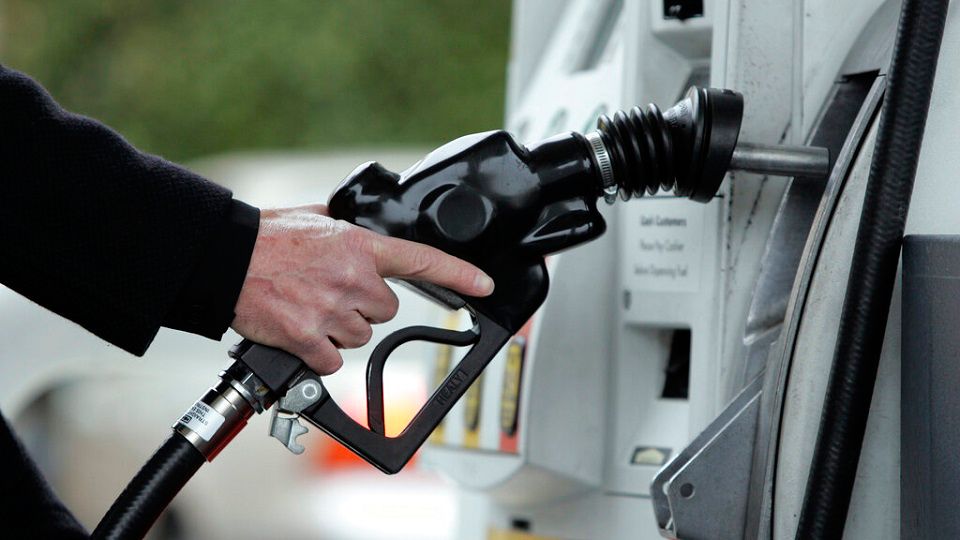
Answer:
[{"xmin": 419, "ymin": 1, "xmax": 903, "ymax": 539}]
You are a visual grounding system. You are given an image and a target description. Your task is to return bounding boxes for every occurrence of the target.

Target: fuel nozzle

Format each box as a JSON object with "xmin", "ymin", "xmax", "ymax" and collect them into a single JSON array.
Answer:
[
  {"xmin": 220, "ymin": 86, "xmax": 834, "ymax": 476},
  {"xmin": 585, "ymin": 87, "xmax": 830, "ymax": 204}
]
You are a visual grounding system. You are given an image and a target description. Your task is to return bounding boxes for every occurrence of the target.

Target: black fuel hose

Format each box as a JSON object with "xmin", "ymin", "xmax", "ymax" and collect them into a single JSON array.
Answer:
[
  {"xmin": 795, "ymin": 0, "xmax": 947, "ymax": 537},
  {"xmin": 91, "ymin": 433, "xmax": 204, "ymax": 540}
]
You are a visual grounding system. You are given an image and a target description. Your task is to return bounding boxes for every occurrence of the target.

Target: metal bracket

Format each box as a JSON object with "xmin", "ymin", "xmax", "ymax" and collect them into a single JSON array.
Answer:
[
  {"xmin": 269, "ymin": 413, "xmax": 309, "ymax": 455},
  {"xmin": 277, "ymin": 379, "xmax": 324, "ymax": 414},
  {"xmin": 652, "ymin": 376, "xmax": 762, "ymax": 540},
  {"xmin": 268, "ymin": 379, "xmax": 324, "ymax": 455}
]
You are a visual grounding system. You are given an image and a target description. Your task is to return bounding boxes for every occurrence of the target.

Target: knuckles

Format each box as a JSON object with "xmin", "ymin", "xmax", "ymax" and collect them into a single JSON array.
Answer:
[
  {"xmin": 313, "ymin": 290, "xmax": 340, "ymax": 315},
  {"xmin": 306, "ymin": 348, "xmax": 343, "ymax": 376},
  {"xmin": 409, "ymin": 246, "xmax": 435, "ymax": 276},
  {"xmin": 340, "ymin": 313, "xmax": 373, "ymax": 348},
  {"xmin": 383, "ymin": 294, "xmax": 400, "ymax": 320},
  {"xmin": 341, "ymin": 224, "xmax": 371, "ymax": 253},
  {"xmin": 335, "ymin": 263, "xmax": 362, "ymax": 290},
  {"xmin": 289, "ymin": 319, "xmax": 321, "ymax": 345},
  {"xmin": 355, "ymin": 324, "xmax": 374, "ymax": 347}
]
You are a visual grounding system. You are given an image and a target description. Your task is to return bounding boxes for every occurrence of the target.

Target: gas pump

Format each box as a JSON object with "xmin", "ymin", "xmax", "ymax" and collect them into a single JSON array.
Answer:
[
  {"xmin": 90, "ymin": 0, "xmax": 953, "ymax": 538},
  {"xmin": 419, "ymin": 1, "xmax": 940, "ymax": 539}
]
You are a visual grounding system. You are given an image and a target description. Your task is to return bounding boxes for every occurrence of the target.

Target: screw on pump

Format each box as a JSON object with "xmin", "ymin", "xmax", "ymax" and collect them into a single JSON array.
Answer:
[{"xmin": 583, "ymin": 87, "xmax": 831, "ymax": 204}]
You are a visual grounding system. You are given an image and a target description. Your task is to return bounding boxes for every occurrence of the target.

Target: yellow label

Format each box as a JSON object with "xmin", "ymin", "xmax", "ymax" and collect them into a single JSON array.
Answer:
[
  {"xmin": 428, "ymin": 313, "xmax": 459, "ymax": 445},
  {"xmin": 500, "ymin": 338, "xmax": 525, "ymax": 435},
  {"xmin": 487, "ymin": 528, "xmax": 558, "ymax": 540},
  {"xmin": 630, "ymin": 446, "xmax": 670, "ymax": 466},
  {"xmin": 463, "ymin": 373, "xmax": 483, "ymax": 448}
]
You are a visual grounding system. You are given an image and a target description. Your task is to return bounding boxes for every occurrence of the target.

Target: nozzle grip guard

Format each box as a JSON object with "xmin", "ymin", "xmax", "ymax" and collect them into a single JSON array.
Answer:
[
  {"xmin": 232, "ymin": 311, "xmax": 510, "ymax": 474},
  {"xmin": 238, "ymin": 129, "xmax": 607, "ymax": 473},
  {"xmin": 306, "ymin": 312, "xmax": 510, "ymax": 473}
]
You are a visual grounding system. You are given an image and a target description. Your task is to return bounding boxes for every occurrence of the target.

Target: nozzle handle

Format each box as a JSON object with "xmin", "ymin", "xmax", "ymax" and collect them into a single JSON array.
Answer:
[{"xmin": 297, "ymin": 309, "xmax": 512, "ymax": 474}]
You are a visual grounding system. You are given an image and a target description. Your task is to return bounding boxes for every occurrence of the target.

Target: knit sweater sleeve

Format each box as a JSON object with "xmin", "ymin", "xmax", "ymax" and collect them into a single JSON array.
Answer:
[{"xmin": 0, "ymin": 65, "xmax": 259, "ymax": 355}]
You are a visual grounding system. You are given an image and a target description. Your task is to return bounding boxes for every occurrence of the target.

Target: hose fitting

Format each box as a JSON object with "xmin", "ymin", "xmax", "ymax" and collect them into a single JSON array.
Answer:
[{"xmin": 174, "ymin": 365, "xmax": 274, "ymax": 461}]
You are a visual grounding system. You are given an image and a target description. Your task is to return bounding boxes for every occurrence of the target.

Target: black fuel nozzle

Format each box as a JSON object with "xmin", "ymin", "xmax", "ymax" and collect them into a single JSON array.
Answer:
[
  {"xmin": 328, "ymin": 87, "xmax": 829, "ymax": 311},
  {"xmin": 229, "ymin": 86, "xmax": 830, "ymax": 475}
]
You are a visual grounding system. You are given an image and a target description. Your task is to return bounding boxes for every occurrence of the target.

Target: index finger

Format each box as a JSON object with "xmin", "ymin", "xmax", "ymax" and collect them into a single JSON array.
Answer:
[{"xmin": 371, "ymin": 235, "xmax": 494, "ymax": 297}]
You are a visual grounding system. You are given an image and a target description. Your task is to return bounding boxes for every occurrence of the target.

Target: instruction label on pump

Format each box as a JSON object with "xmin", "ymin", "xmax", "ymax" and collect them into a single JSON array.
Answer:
[
  {"xmin": 625, "ymin": 199, "xmax": 706, "ymax": 293},
  {"xmin": 178, "ymin": 401, "xmax": 225, "ymax": 441}
]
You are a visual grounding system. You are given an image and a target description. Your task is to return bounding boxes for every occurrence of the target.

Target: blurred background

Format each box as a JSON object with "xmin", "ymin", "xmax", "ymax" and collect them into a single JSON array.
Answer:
[
  {"xmin": 0, "ymin": 0, "xmax": 510, "ymax": 161},
  {"xmin": 0, "ymin": 2, "xmax": 511, "ymax": 539}
]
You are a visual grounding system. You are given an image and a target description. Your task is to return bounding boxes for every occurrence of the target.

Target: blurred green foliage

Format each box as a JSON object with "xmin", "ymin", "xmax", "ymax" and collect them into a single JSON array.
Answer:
[{"xmin": 1, "ymin": 0, "xmax": 511, "ymax": 161}]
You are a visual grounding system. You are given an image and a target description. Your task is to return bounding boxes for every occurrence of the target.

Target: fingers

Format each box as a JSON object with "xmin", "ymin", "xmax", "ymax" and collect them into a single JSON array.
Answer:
[
  {"xmin": 329, "ymin": 310, "xmax": 374, "ymax": 349},
  {"xmin": 294, "ymin": 335, "xmax": 343, "ymax": 376},
  {"xmin": 371, "ymin": 235, "xmax": 495, "ymax": 297},
  {"xmin": 356, "ymin": 279, "xmax": 400, "ymax": 323}
]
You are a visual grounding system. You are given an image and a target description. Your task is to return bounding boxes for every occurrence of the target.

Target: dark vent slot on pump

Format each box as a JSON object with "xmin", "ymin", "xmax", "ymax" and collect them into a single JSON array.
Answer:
[{"xmin": 662, "ymin": 329, "xmax": 691, "ymax": 399}]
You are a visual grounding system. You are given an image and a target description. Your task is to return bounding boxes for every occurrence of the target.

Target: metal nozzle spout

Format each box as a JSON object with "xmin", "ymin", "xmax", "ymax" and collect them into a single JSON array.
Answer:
[{"xmin": 729, "ymin": 142, "xmax": 830, "ymax": 178}]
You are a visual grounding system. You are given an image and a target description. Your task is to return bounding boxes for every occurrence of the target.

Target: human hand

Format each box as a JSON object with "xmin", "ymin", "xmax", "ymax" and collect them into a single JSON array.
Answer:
[{"xmin": 231, "ymin": 204, "xmax": 494, "ymax": 375}]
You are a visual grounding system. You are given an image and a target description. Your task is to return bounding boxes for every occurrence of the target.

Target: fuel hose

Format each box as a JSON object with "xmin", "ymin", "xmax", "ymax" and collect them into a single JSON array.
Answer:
[
  {"xmin": 90, "ymin": 433, "xmax": 203, "ymax": 540},
  {"xmin": 92, "ymin": 368, "xmax": 263, "ymax": 539},
  {"xmin": 795, "ymin": 0, "xmax": 948, "ymax": 537}
]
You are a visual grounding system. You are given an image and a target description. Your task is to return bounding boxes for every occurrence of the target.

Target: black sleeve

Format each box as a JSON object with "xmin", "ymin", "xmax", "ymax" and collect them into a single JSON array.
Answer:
[{"xmin": 0, "ymin": 65, "xmax": 260, "ymax": 355}]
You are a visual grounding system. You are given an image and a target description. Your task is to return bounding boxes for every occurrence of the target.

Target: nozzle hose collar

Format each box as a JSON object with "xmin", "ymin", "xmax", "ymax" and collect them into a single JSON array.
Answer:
[
  {"xmin": 585, "ymin": 131, "xmax": 617, "ymax": 203},
  {"xmin": 588, "ymin": 87, "xmax": 744, "ymax": 204}
]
